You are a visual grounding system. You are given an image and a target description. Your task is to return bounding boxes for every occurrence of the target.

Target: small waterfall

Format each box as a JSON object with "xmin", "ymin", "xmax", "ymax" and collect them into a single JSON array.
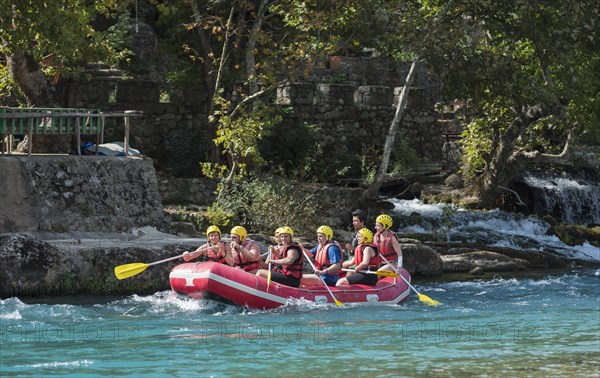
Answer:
[
  {"xmin": 390, "ymin": 199, "xmax": 599, "ymax": 262},
  {"xmin": 521, "ymin": 171, "xmax": 600, "ymax": 225}
]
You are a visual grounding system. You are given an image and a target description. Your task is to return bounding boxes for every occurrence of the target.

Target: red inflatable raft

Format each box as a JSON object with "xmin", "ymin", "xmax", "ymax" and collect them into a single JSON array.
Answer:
[{"xmin": 169, "ymin": 262, "xmax": 411, "ymax": 309}]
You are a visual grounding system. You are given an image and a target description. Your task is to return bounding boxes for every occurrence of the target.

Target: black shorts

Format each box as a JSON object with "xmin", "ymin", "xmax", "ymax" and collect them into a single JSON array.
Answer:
[
  {"xmin": 269, "ymin": 272, "xmax": 301, "ymax": 287},
  {"xmin": 346, "ymin": 272, "xmax": 378, "ymax": 285}
]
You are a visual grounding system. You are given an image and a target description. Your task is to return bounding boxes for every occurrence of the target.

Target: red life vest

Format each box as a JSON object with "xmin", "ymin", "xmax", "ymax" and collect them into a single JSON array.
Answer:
[
  {"xmin": 354, "ymin": 243, "xmax": 380, "ymax": 269},
  {"xmin": 201, "ymin": 241, "xmax": 227, "ymax": 264},
  {"xmin": 375, "ymin": 231, "xmax": 398, "ymax": 262},
  {"xmin": 314, "ymin": 241, "xmax": 342, "ymax": 273},
  {"xmin": 233, "ymin": 239, "xmax": 260, "ymax": 272},
  {"xmin": 274, "ymin": 243, "xmax": 304, "ymax": 279}
]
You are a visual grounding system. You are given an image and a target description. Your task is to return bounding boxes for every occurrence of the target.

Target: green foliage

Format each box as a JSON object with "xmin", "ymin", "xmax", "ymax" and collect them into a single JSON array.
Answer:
[
  {"xmin": 0, "ymin": 0, "xmax": 126, "ymax": 75},
  {"xmin": 103, "ymin": 12, "xmax": 135, "ymax": 68},
  {"xmin": 203, "ymin": 98, "xmax": 282, "ymax": 180},
  {"xmin": 421, "ymin": 0, "xmax": 600, "ymax": 178},
  {"xmin": 460, "ymin": 101, "xmax": 511, "ymax": 182},
  {"xmin": 360, "ymin": 146, "xmax": 380, "ymax": 185},
  {"xmin": 261, "ymin": 121, "xmax": 319, "ymax": 178},
  {"xmin": 204, "ymin": 203, "xmax": 234, "ymax": 229},
  {"xmin": 0, "ymin": 63, "xmax": 26, "ymax": 104},
  {"xmin": 216, "ymin": 175, "xmax": 324, "ymax": 236},
  {"xmin": 273, "ymin": 0, "xmax": 405, "ymax": 56},
  {"xmin": 261, "ymin": 121, "xmax": 358, "ymax": 182},
  {"xmin": 326, "ymin": 72, "xmax": 348, "ymax": 84},
  {"xmin": 390, "ymin": 139, "xmax": 422, "ymax": 175}
]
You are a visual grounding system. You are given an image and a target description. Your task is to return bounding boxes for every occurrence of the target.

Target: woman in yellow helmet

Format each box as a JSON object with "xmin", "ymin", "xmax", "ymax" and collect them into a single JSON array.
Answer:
[
  {"xmin": 374, "ymin": 214, "xmax": 403, "ymax": 272},
  {"xmin": 183, "ymin": 225, "xmax": 234, "ymax": 266},
  {"xmin": 336, "ymin": 228, "xmax": 380, "ymax": 286}
]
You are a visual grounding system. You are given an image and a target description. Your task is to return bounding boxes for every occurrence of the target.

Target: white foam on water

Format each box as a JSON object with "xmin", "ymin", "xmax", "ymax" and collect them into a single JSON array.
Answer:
[
  {"xmin": 391, "ymin": 199, "xmax": 600, "ymax": 263},
  {"xmin": 0, "ymin": 310, "xmax": 22, "ymax": 320},
  {"xmin": 19, "ymin": 359, "xmax": 94, "ymax": 368}
]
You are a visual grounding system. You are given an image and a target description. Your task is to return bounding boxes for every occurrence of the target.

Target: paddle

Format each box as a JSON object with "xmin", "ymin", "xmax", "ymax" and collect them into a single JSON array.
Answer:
[
  {"xmin": 114, "ymin": 255, "xmax": 184, "ymax": 280},
  {"xmin": 266, "ymin": 249, "xmax": 272, "ymax": 291},
  {"xmin": 379, "ymin": 254, "xmax": 441, "ymax": 306},
  {"xmin": 114, "ymin": 246, "xmax": 211, "ymax": 280},
  {"xmin": 341, "ymin": 268, "xmax": 399, "ymax": 278},
  {"xmin": 301, "ymin": 249, "xmax": 343, "ymax": 307}
]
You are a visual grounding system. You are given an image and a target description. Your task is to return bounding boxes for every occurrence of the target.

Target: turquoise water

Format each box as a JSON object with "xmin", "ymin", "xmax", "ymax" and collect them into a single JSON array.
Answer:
[{"xmin": 1, "ymin": 269, "xmax": 599, "ymax": 377}]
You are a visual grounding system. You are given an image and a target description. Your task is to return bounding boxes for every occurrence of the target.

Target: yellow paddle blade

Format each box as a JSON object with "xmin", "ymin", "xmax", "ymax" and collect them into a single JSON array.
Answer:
[
  {"xmin": 114, "ymin": 263, "xmax": 149, "ymax": 280},
  {"xmin": 418, "ymin": 293, "xmax": 441, "ymax": 306},
  {"xmin": 333, "ymin": 298, "xmax": 343, "ymax": 307},
  {"xmin": 375, "ymin": 270, "xmax": 400, "ymax": 278},
  {"xmin": 266, "ymin": 270, "xmax": 272, "ymax": 291}
]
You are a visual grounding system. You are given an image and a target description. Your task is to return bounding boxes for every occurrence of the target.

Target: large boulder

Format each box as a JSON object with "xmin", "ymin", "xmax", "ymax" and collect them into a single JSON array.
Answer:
[
  {"xmin": 0, "ymin": 234, "xmax": 192, "ymax": 297},
  {"xmin": 441, "ymin": 251, "xmax": 528, "ymax": 273},
  {"xmin": 402, "ymin": 243, "xmax": 443, "ymax": 276}
]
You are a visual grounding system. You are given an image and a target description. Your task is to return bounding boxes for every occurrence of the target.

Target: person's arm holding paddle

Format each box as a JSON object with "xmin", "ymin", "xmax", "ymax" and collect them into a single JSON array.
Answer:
[
  {"xmin": 183, "ymin": 245, "xmax": 208, "ymax": 262},
  {"xmin": 267, "ymin": 248, "xmax": 299, "ymax": 267}
]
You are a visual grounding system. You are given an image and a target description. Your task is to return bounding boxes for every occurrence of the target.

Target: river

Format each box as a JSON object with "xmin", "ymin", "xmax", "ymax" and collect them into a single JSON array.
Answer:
[
  {"xmin": 1, "ymin": 270, "xmax": 599, "ymax": 377},
  {"xmin": 1, "ymin": 200, "xmax": 599, "ymax": 377}
]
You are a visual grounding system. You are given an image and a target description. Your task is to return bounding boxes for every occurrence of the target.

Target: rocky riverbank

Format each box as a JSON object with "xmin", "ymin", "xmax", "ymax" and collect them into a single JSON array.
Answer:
[{"xmin": 1, "ymin": 227, "xmax": 592, "ymax": 298}]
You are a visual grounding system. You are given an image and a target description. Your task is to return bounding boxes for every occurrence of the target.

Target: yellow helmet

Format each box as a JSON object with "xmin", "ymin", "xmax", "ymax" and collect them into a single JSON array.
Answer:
[
  {"xmin": 376, "ymin": 214, "xmax": 393, "ymax": 230},
  {"xmin": 206, "ymin": 225, "xmax": 221, "ymax": 238},
  {"xmin": 230, "ymin": 225, "xmax": 247, "ymax": 242},
  {"xmin": 279, "ymin": 226, "xmax": 294, "ymax": 239},
  {"xmin": 357, "ymin": 228, "xmax": 374, "ymax": 244},
  {"xmin": 275, "ymin": 227, "xmax": 283, "ymax": 236},
  {"xmin": 316, "ymin": 225, "xmax": 333, "ymax": 241}
]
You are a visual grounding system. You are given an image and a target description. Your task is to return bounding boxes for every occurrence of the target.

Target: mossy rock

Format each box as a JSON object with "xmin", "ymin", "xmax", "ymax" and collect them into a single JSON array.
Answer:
[{"xmin": 548, "ymin": 224, "xmax": 600, "ymax": 247}]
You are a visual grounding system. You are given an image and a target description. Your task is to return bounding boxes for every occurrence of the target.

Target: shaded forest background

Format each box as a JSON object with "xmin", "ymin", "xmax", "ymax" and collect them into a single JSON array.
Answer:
[{"xmin": 1, "ymin": 0, "xmax": 599, "ymax": 233}]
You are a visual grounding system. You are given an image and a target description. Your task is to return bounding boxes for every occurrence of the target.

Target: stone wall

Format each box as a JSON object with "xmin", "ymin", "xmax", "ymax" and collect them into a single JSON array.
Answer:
[
  {"xmin": 0, "ymin": 156, "xmax": 168, "ymax": 233},
  {"xmin": 49, "ymin": 56, "xmax": 444, "ymax": 204},
  {"xmin": 275, "ymin": 57, "xmax": 443, "ymax": 162}
]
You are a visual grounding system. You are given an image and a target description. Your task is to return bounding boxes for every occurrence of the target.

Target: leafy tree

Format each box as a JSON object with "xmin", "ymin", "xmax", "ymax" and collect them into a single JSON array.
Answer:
[
  {"xmin": 422, "ymin": 0, "xmax": 600, "ymax": 207},
  {"xmin": 0, "ymin": 0, "xmax": 125, "ymax": 105},
  {"xmin": 358, "ymin": 0, "xmax": 599, "ymax": 208}
]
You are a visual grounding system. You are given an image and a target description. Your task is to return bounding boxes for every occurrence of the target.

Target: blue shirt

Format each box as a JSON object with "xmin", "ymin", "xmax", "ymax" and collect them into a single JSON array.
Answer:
[{"xmin": 309, "ymin": 243, "xmax": 342, "ymax": 284}]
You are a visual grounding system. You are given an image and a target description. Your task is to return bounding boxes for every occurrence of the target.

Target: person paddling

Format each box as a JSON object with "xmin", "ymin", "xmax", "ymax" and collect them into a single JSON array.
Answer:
[
  {"xmin": 183, "ymin": 225, "xmax": 233, "ymax": 266},
  {"xmin": 256, "ymin": 226, "xmax": 303, "ymax": 287},
  {"xmin": 336, "ymin": 228, "xmax": 380, "ymax": 286},
  {"xmin": 300, "ymin": 226, "xmax": 343, "ymax": 287}
]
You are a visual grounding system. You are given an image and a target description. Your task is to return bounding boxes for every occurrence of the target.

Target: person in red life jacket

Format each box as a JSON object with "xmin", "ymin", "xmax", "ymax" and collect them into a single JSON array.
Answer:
[
  {"xmin": 256, "ymin": 226, "xmax": 303, "ymax": 287},
  {"xmin": 336, "ymin": 228, "xmax": 380, "ymax": 286},
  {"xmin": 344, "ymin": 209, "xmax": 367, "ymax": 258},
  {"xmin": 258, "ymin": 227, "xmax": 283, "ymax": 269},
  {"xmin": 300, "ymin": 225, "xmax": 343, "ymax": 287},
  {"xmin": 182, "ymin": 225, "xmax": 234, "ymax": 266},
  {"xmin": 374, "ymin": 214, "xmax": 403, "ymax": 272},
  {"xmin": 229, "ymin": 225, "xmax": 261, "ymax": 273}
]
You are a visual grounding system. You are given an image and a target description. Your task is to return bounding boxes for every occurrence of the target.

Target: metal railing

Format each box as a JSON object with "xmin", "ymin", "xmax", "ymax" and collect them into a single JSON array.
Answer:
[{"xmin": 0, "ymin": 107, "xmax": 142, "ymax": 156}]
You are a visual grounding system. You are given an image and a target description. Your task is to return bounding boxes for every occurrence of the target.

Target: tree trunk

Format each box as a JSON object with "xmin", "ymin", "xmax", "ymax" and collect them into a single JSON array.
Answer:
[
  {"xmin": 359, "ymin": 57, "xmax": 419, "ymax": 205},
  {"xmin": 7, "ymin": 52, "xmax": 56, "ymax": 107},
  {"xmin": 190, "ymin": 0, "xmax": 215, "ymax": 106},
  {"xmin": 7, "ymin": 52, "xmax": 71, "ymax": 153},
  {"xmin": 466, "ymin": 106, "xmax": 581, "ymax": 209},
  {"xmin": 358, "ymin": 1, "xmax": 455, "ymax": 205},
  {"xmin": 245, "ymin": 0, "xmax": 268, "ymax": 96}
]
